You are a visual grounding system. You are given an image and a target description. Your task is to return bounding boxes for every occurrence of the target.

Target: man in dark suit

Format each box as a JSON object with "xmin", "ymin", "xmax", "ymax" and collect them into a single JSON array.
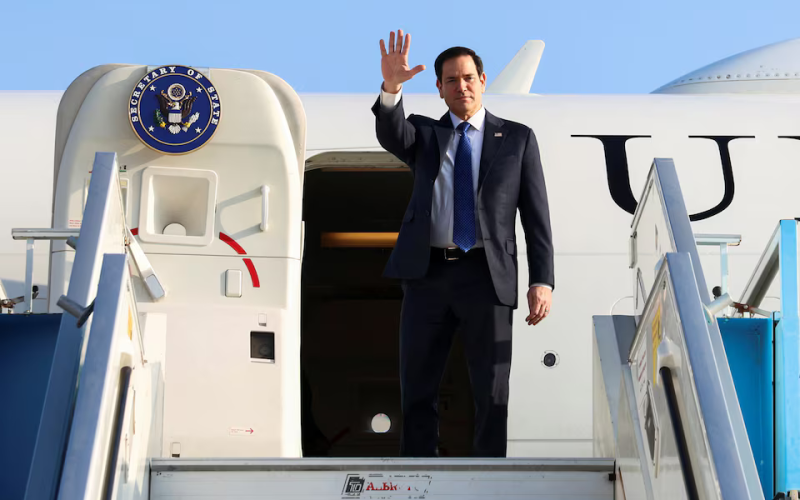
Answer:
[{"xmin": 372, "ymin": 30, "xmax": 554, "ymax": 458}]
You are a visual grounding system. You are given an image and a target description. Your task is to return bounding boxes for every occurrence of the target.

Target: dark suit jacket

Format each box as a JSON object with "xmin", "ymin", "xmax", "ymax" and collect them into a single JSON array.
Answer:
[{"xmin": 371, "ymin": 97, "xmax": 554, "ymax": 308}]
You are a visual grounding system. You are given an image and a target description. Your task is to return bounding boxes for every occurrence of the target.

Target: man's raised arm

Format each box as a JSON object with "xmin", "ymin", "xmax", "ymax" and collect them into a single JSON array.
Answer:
[{"xmin": 372, "ymin": 30, "xmax": 426, "ymax": 167}]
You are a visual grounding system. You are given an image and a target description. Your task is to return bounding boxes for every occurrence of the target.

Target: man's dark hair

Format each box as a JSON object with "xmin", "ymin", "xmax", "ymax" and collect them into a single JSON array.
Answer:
[{"xmin": 434, "ymin": 47, "xmax": 484, "ymax": 82}]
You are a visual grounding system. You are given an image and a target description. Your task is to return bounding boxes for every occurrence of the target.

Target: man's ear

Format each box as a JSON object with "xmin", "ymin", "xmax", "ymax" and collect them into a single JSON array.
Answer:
[
  {"xmin": 480, "ymin": 72, "xmax": 487, "ymax": 93},
  {"xmin": 436, "ymin": 79, "xmax": 443, "ymax": 99}
]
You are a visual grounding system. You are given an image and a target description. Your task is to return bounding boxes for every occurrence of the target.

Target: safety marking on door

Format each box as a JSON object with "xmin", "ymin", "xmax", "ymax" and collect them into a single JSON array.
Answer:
[
  {"xmin": 127, "ymin": 307, "xmax": 133, "ymax": 340},
  {"xmin": 651, "ymin": 303, "xmax": 662, "ymax": 382},
  {"xmin": 219, "ymin": 232, "xmax": 261, "ymax": 288},
  {"xmin": 128, "ymin": 227, "xmax": 260, "ymax": 288},
  {"xmin": 229, "ymin": 427, "xmax": 255, "ymax": 436},
  {"xmin": 219, "ymin": 232, "xmax": 247, "ymax": 255},
  {"xmin": 243, "ymin": 258, "xmax": 260, "ymax": 287}
]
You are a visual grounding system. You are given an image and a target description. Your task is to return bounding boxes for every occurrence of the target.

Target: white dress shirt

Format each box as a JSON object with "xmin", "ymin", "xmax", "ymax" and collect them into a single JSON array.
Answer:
[
  {"xmin": 381, "ymin": 87, "xmax": 483, "ymax": 248},
  {"xmin": 380, "ymin": 87, "xmax": 551, "ymax": 291}
]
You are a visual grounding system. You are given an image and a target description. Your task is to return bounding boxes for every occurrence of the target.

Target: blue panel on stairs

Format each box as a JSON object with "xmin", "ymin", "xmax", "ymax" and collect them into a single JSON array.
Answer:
[
  {"xmin": 0, "ymin": 314, "xmax": 62, "ymax": 500},
  {"xmin": 718, "ymin": 316, "xmax": 774, "ymax": 499}
]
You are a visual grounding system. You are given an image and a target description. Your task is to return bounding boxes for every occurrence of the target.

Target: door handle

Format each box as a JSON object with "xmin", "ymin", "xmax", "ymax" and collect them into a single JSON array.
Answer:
[{"xmin": 261, "ymin": 185, "xmax": 270, "ymax": 231}]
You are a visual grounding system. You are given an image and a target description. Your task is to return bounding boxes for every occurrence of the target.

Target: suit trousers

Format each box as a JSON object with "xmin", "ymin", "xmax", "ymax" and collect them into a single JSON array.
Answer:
[{"xmin": 399, "ymin": 249, "xmax": 513, "ymax": 457}]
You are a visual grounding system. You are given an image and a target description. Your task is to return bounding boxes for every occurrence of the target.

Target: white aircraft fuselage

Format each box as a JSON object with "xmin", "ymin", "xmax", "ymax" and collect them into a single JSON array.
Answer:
[{"xmin": 2, "ymin": 38, "xmax": 799, "ymax": 457}]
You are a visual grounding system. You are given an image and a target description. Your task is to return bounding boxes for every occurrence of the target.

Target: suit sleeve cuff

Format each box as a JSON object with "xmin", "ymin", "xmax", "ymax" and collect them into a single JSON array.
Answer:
[
  {"xmin": 530, "ymin": 283, "xmax": 552, "ymax": 290},
  {"xmin": 380, "ymin": 85, "xmax": 402, "ymax": 109}
]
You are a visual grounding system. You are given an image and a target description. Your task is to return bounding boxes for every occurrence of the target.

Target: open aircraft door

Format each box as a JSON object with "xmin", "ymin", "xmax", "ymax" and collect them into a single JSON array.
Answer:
[{"xmin": 48, "ymin": 64, "xmax": 307, "ymax": 458}]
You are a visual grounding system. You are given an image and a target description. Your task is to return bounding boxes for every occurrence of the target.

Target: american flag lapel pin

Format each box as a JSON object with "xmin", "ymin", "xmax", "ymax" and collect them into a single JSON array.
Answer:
[{"xmin": 494, "ymin": 132, "xmax": 503, "ymax": 137}]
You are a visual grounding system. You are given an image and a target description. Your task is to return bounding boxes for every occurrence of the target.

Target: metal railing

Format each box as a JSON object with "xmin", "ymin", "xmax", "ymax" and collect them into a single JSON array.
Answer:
[
  {"xmin": 695, "ymin": 233, "xmax": 741, "ymax": 298},
  {"xmin": 8, "ymin": 228, "xmax": 80, "ymax": 313},
  {"xmin": 629, "ymin": 158, "xmax": 763, "ymax": 500},
  {"xmin": 58, "ymin": 253, "xmax": 140, "ymax": 500},
  {"xmin": 21, "ymin": 152, "xmax": 166, "ymax": 500},
  {"xmin": 24, "ymin": 152, "xmax": 129, "ymax": 500},
  {"xmin": 738, "ymin": 220, "xmax": 800, "ymax": 496}
]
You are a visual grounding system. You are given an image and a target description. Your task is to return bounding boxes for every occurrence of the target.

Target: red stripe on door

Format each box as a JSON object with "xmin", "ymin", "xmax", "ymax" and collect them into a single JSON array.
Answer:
[
  {"xmin": 218, "ymin": 232, "xmax": 247, "ymax": 255},
  {"xmin": 130, "ymin": 228, "xmax": 261, "ymax": 289},
  {"xmin": 243, "ymin": 258, "xmax": 260, "ymax": 288},
  {"xmin": 219, "ymin": 232, "xmax": 260, "ymax": 287}
]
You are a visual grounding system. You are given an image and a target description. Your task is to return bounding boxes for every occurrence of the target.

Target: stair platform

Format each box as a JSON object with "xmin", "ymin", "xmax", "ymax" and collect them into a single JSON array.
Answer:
[{"xmin": 150, "ymin": 457, "xmax": 615, "ymax": 499}]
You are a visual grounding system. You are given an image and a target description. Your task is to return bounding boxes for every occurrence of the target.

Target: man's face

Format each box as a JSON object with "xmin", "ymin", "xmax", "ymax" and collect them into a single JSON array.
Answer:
[{"xmin": 436, "ymin": 55, "xmax": 486, "ymax": 119}]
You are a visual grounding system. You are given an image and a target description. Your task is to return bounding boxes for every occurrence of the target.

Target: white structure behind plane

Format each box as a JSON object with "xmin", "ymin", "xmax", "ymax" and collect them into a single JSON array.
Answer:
[{"xmin": 1, "ymin": 37, "xmax": 799, "ymax": 458}]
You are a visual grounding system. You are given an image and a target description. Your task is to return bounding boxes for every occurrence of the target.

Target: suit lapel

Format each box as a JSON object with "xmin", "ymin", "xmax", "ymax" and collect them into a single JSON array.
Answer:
[
  {"xmin": 478, "ymin": 111, "xmax": 506, "ymax": 191},
  {"xmin": 433, "ymin": 112, "xmax": 453, "ymax": 181}
]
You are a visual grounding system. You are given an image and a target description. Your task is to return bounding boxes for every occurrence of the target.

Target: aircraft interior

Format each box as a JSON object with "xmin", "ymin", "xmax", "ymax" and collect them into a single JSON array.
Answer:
[{"xmin": 300, "ymin": 165, "xmax": 476, "ymax": 457}]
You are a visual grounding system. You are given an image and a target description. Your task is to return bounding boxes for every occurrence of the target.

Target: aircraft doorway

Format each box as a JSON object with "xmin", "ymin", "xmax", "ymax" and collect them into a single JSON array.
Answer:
[{"xmin": 300, "ymin": 155, "xmax": 474, "ymax": 457}]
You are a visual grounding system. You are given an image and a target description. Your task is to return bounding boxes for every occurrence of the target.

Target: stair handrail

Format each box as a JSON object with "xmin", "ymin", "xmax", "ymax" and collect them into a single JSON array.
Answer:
[
  {"xmin": 629, "ymin": 158, "xmax": 763, "ymax": 500},
  {"xmin": 737, "ymin": 220, "xmax": 800, "ymax": 496},
  {"xmin": 8, "ymin": 228, "xmax": 80, "ymax": 313},
  {"xmin": 24, "ymin": 152, "xmax": 128, "ymax": 500}
]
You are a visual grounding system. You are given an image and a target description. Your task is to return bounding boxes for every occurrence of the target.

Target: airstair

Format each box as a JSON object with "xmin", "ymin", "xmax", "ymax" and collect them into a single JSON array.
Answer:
[
  {"xmin": 592, "ymin": 159, "xmax": 798, "ymax": 500},
  {"xmin": 0, "ymin": 64, "xmax": 797, "ymax": 499},
  {"xmin": 2, "ymin": 154, "xmax": 796, "ymax": 499}
]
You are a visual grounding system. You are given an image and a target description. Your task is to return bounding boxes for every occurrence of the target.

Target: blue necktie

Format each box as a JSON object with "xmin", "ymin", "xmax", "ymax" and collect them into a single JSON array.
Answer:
[{"xmin": 453, "ymin": 122, "xmax": 476, "ymax": 251}]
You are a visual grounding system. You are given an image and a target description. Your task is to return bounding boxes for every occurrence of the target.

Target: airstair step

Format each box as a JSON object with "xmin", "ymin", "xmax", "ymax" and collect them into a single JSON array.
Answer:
[{"xmin": 150, "ymin": 457, "xmax": 615, "ymax": 499}]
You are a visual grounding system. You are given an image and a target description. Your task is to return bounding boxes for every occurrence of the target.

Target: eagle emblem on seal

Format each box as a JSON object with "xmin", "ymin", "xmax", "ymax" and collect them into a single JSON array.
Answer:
[
  {"xmin": 129, "ymin": 65, "xmax": 221, "ymax": 155},
  {"xmin": 155, "ymin": 83, "xmax": 200, "ymax": 134}
]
